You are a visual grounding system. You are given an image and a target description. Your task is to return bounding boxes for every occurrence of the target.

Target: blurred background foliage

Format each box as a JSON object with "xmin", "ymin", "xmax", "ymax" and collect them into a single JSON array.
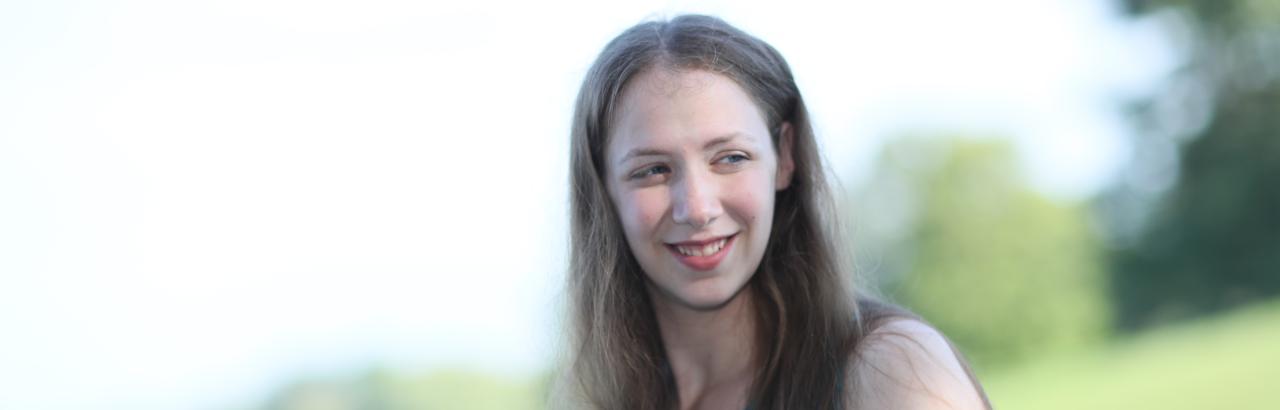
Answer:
[
  {"xmin": 850, "ymin": 137, "xmax": 1111, "ymax": 370},
  {"xmin": 252, "ymin": 0, "xmax": 1277, "ymax": 408},
  {"xmin": 1102, "ymin": 0, "xmax": 1280, "ymax": 331}
]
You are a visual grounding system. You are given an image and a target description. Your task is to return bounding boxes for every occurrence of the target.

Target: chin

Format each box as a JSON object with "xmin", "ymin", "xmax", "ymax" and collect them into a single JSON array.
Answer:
[{"xmin": 674, "ymin": 279, "xmax": 750, "ymax": 311}]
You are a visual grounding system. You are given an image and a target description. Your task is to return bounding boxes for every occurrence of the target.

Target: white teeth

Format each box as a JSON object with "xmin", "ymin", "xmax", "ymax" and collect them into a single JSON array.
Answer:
[{"xmin": 676, "ymin": 238, "xmax": 727, "ymax": 257}]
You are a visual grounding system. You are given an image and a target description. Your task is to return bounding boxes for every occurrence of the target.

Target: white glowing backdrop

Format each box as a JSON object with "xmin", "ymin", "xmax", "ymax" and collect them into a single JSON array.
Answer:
[{"xmin": 0, "ymin": 0, "xmax": 1172, "ymax": 408}]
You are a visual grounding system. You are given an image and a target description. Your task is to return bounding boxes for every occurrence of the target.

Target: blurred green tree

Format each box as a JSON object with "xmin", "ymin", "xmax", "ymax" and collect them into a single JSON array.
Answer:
[
  {"xmin": 1100, "ymin": 0, "xmax": 1280, "ymax": 330},
  {"xmin": 851, "ymin": 137, "xmax": 1110, "ymax": 369}
]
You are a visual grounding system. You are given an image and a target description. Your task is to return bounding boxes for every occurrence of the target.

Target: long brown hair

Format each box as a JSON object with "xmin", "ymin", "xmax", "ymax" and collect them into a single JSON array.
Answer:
[{"xmin": 563, "ymin": 14, "xmax": 980, "ymax": 409}]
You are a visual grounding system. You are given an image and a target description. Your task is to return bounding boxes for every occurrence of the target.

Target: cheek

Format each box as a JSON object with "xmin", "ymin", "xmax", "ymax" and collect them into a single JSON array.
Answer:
[
  {"xmin": 725, "ymin": 171, "xmax": 776, "ymax": 224},
  {"xmin": 617, "ymin": 189, "xmax": 669, "ymax": 238}
]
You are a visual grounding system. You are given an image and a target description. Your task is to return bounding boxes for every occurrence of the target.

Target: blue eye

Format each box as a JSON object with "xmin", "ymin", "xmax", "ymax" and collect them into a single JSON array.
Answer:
[
  {"xmin": 631, "ymin": 164, "xmax": 671, "ymax": 180},
  {"xmin": 718, "ymin": 153, "xmax": 749, "ymax": 164}
]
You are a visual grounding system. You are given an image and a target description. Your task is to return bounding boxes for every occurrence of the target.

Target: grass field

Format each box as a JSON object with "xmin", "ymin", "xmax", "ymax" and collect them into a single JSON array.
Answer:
[
  {"xmin": 256, "ymin": 299, "xmax": 1280, "ymax": 409},
  {"xmin": 982, "ymin": 298, "xmax": 1280, "ymax": 409}
]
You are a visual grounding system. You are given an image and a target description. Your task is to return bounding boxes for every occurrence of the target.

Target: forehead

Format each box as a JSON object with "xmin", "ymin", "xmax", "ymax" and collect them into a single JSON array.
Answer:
[{"xmin": 608, "ymin": 69, "xmax": 771, "ymax": 160}]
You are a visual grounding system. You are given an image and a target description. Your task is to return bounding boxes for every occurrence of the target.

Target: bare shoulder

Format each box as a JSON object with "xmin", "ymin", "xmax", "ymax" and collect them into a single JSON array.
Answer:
[{"xmin": 844, "ymin": 319, "xmax": 989, "ymax": 409}]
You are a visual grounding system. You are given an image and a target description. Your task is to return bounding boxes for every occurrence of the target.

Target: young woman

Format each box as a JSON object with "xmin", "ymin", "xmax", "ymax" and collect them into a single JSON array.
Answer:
[{"xmin": 557, "ymin": 14, "xmax": 992, "ymax": 409}]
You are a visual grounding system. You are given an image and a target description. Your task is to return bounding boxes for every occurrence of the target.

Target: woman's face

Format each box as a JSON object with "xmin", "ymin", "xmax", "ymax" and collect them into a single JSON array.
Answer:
[{"xmin": 606, "ymin": 68, "xmax": 794, "ymax": 311}]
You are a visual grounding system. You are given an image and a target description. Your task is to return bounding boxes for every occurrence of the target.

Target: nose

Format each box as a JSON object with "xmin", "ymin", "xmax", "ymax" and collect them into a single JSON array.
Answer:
[{"xmin": 672, "ymin": 170, "xmax": 724, "ymax": 228}]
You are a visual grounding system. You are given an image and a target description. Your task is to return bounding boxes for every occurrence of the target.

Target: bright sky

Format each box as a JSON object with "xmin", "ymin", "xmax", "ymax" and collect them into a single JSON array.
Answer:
[{"xmin": 0, "ymin": 0, "xmax": 1173, "ymax": 408}]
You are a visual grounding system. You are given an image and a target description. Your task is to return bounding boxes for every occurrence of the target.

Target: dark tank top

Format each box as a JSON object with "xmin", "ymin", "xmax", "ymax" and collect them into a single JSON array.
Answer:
[{"xmin": 742, "ymin": 369, "xmax": 845, "ymax": 410}]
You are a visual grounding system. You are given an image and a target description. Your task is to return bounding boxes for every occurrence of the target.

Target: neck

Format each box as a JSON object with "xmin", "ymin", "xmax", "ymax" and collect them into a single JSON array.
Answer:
[{"xmin": 650, "ymin": 284, "xmax": 759, "ymax": 408}]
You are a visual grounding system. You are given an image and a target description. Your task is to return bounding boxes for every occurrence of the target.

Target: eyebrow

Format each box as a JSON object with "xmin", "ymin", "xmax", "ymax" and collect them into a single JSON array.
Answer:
[{"xmin": 618, "ymin": 132, "xmax": 753, "ymax": 163}]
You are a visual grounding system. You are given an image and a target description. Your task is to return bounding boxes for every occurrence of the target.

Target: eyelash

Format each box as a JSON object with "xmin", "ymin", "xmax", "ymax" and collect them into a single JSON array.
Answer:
[
  {"xmin": 631, "ymin": 164, "xmax": 672, "ymax": 180},
  {"xmin": 718, "ymin": 153, "xmax": 749, "ymax": 164}
]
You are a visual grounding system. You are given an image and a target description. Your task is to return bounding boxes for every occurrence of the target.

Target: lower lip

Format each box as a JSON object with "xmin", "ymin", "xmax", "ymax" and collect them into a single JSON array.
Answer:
[{"xmin": 667, "ymin": 235, "xmax": 736, "ymax": 271}]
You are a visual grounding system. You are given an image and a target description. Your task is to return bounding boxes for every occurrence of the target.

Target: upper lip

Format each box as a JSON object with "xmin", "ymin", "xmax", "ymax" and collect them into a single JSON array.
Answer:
[{"xmin": 666, "ymin": 234, "xmax": 735, "ymax": 247}]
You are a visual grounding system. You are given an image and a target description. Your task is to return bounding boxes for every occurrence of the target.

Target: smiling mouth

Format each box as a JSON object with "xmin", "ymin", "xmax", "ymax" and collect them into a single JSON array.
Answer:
[
  {"xmin": 665, "ymin": 234, "xmax": 737, "ymax": 271},
  {"xmin": 672, "ymin": 237, "xmax": 729, "ymax": 256}
]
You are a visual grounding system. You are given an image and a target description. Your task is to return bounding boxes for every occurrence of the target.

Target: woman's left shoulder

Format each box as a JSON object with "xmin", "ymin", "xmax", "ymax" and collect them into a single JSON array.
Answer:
[{"xmin": 844, "ymin": 318, "xmax": 990, "ymax": 409}]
